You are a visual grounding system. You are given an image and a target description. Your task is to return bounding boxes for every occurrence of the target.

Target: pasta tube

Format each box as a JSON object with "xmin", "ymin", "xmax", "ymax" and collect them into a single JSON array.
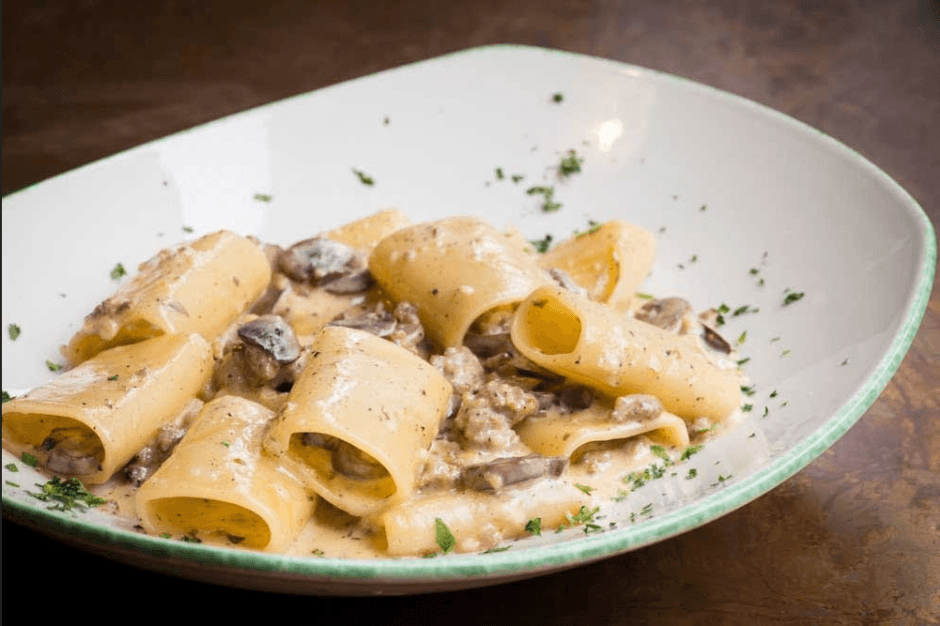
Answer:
[
  {"xmin": 65, "ymin": 230, "xmax": 272, "ymax": 364},
  {"xmin": 137, "ymin": 395, "xmax": 315, "ymax": 551},
  {"xmin": 368, "ymin": 216, "xmax": 550, "ymax": 348},
  {"xmin": 516, "ymin": 399, "xmax": 689, "ymax": 458},
  {"xmin": 382, "ymin": 479, "xmax": 587, "ymax": 555},
  {"xmin": 537, "ymin": 220, "xmax": 656, "ymax": 310},
  {"xmin": 510, "ymin": 285, "xmax": 743, "ymax": 422},
  {"xmin": 263, "ymin": 325, "xmax": 452, "ymax": 517},
  {"xmin": 1, "ymin": 333, "xmax": 213, "ymax": 484},
  {"xmin": 322, "ymin": 208, "xmax": 410, "ymax": 250}
]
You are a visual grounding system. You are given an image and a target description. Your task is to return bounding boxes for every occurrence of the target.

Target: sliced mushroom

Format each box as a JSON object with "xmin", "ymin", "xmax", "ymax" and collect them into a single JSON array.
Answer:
[
  {"xmin": 459, "ymin": 455, "xmax": 567, "ymax": 491},
  {"xmin": 322, "ymin": 268, "xmax": 374, "ymax": 294},
  {"xmin": 42, "ymin": 427, "xmax": 103, "ymax": 475},
  {"xmin": 463, "ymin": 331, "xmax": 513, "ymax": 358},
  {"xmin": 300, "ymin": 433, "xmax": 388, "ymax": 480},
  {"xmin": 332, "ymin": 440, "xmax": 389, "ymax": 480},
  {"xmin": 610, "ymin": 394, "xmax": 663, "ymax": 422},
  {"xmin": 701, "ymin": 324, "xmax": 732, "ymax": 354},
  {"xmin": 248, "ymin": 283, "xmax": 286, "ymax": 315},
  {"xmin": 124, "ymin": 399, "xmax": 201, "ymax": 486},
  {"xmin": 277, "ymin": 237, "xmax": 357, "ymax": 285},
  {"xmin": 330, "ymin": 312, "xmax": 397, "ymax": 337},
  {"xmin": 237, "ymin": 315, "xmax": 301, "ymax": 365},
  {"xmin": 635, "ymin": 297, "xmax": 692, "ymax": 333},
  {"xmin": 124, "ymin": 446, "xmax": 157, "ymax": 486},
  {"xmin": 557, "ymin": 385, "xmax": 595, "ymax": 412}
]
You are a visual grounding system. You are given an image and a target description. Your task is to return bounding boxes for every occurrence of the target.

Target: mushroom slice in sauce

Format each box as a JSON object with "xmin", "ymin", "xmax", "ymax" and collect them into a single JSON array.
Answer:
[
  {"xmin": 701, "ymin": 324, "xmax": 732, "ymax": 354},
  {"xmin": 463, "ymin": 331, "xmax": 513, "ymax": 359},
  {"xmin": 277, "ymin": 237, "xmax": 357, "ymax": 285},
  {"xmin": 322, "ymin": 269, "xmax": 374, "ymax": 294},
  {"xmin": 330, "ymin": 312, "xmax": 397, "ymax": 338},
  {"xmin": 300, "ymin": 433, "xmax": 389, "ymax": 480},
  {"xmin": 332, "ymin": 440, "xmax": 388, "ymax": 479},
  {"xmin": 42, "ymin": 427, "xmax": 103, "ymax": 476},
  {"xmin": 237, "ymin": 315, "xmax": 301, "ymax": 365},
  {"xmin": 634, "ymin": 297, "xmax": 692, "ymax": 333},
  {"xmin": 459, "ymin": 455, "xmax": 567, "ymax": 492}
]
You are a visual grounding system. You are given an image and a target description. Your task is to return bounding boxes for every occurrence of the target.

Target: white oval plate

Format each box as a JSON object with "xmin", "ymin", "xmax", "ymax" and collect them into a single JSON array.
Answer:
[{"xmin": 2, "ymin": 45, "xmax": 935, "ymax": 596}]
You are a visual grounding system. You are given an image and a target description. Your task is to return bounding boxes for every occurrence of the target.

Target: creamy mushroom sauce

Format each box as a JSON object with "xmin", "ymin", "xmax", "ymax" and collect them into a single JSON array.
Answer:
[{"xmin": 41, "ymin": 231, "xmax": 746, "ymax": 558}]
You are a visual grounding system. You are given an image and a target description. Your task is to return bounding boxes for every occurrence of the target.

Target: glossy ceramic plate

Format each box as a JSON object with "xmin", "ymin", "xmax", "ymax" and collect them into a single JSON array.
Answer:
[{"xmin": 1, "ymin": 45, "xmax": 934, "ymax": 596}]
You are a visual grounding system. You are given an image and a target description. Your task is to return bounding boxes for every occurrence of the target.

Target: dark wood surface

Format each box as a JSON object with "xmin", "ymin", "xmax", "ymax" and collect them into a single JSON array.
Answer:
[{"xmin": 3, "ymin": 1, "xmax": 938, "ymax": 622}]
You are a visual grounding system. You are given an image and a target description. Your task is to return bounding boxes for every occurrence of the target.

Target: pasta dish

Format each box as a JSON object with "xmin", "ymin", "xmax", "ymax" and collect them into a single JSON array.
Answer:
[{"xmin": 2, "ymin": 210, "xmax": 748, "ymax": 557}]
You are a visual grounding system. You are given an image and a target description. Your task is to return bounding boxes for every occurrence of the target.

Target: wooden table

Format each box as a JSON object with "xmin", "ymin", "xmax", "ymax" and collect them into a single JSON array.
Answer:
[{"xmin": 3, "ymin": 1, "xmax": 938, "ymax": 621}]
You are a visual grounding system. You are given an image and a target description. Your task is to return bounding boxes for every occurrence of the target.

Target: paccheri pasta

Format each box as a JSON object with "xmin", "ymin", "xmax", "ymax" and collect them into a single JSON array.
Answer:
[{"xmin": 1, "ymin": 210, "xmax": 748, "ymax": 557}]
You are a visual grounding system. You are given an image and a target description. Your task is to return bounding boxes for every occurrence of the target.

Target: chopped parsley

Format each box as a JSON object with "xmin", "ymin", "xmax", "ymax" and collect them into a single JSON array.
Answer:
[
  {"xmin": 28, "ymin": 476, "xmax": 107, "ymax": 514},
  {"xmin": 525, "ymin": 517, "xmax": 542, "ymax": 536},
  {"xmin": 526, "ymin": 185, "xmax": 562, "ymax": 212},
  {"xmin": 650, "ymin": 445, "xmax": 670, "ymax": 462},
  {"xmin": 685, "ymin": 468, "xmax": 698, "ymax": 480},
  {"xmin": 495, "ymin": 167, "xmax": 505, "ymax": 180},
  {"xmin": 46, "ymin": 360, "xmax": 63, "ymax": 372},
  {"xmin": 20, "ymin": 452, "xmax": 38, "ymax": 467},
  {"xmin": 783, "ymin": 289, "xmax": 804, "ymax": 306},
  {"xmin": 558, "ymin": 150, "xmax": 583, "ymax": 177},
  {"xmin": 715, "ymin": 303, "xmax": 730, "ymax": 326},
  {"xmin": 434, "ymin": 517, "xmax": 456, "ymax": 554},
  {"xmin": 482, "ymin": 545, "xmax": 512, "ymax": 554},
  {"xmin": 749, "ymin": 267, "xmax": 766, "ymax": 286},
  {"xmin": 552, "ymin": 92, "xmax": 564, "ymax": 103},
  {"xmin": 110, "ymin": 263, "xmax": 127, "ymax": 280},
  {"xmin": 574, "ymin": 483, "xmax": 595, "ymax": 495},
  {"xmin": 253, "ymin": 193, "xmax": 273, "ymax": 202},
  {"xmin": 352, "ymin": 169, "xmax": 375, "ymax": 186},
  {"xmin": 511, "ymin": 174, "xmax": 525, "ymax": 183},
  {"xmin": 732, "ymin": 304, "xmax": 759, "ymax": 317},
  {"xmin": 8, "ymin": 323, "xmax": 21, "ymax": 341},
  {"xmin": 529, "ymin": 234, "xmax": 553, "ymax": 253},
  {"xmin": 634, "ymin": 292, "xmax": 654, "ymax": 300},
  {"xmin": 5, "ymin": 463, "xmax": 19, "ymax": 472},
  {"xmin": 182, "ymin": 226, "xmax": 194, "ymax": 233},
  {"xmin": 736, "ymin": 331, "xmax": 747, "ymax": 345},
  {"xmin": 574, "ymin": 220, "xmax": 602, "ymax": 237},
  {"xmin": 566, "ymin": 505, "xmax": 602, "ymax": 533},
  {"xmin": 679, "ymin": 444, "xmax": 703, "ymax": 461},
  {"xmin": 2, "ymin": 390, "xmax": 11, "ymax": 403}
]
